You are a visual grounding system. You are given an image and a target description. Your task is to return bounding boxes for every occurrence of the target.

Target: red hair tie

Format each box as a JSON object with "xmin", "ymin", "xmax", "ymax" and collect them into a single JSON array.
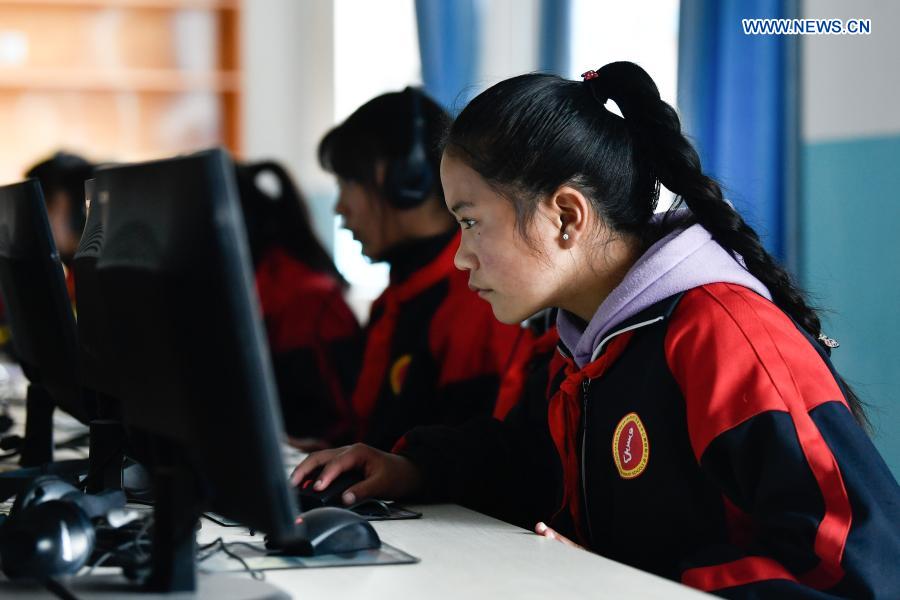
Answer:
[{"xmin": 581, "ymin": 70, "xmax": 599, "ymax": 81}]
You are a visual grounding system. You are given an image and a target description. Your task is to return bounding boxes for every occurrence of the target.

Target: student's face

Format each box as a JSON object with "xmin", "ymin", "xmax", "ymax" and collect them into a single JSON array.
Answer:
[
  {"xmin": 334, "ymin": 178, "xmax": 389, "ymax": 260},
  {"xmin": 441, "ymin": 154, "xmax": 565, "ymax": 324}
]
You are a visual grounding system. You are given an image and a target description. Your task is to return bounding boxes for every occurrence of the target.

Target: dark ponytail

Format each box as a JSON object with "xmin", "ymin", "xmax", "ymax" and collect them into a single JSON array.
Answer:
[
  {"xmin": 446, "ymin": 61, "xmax": 868, "ymax": 428},
  {"xmin": 235, "ymin": 160, "xmax": 347, "ymax": 287}
]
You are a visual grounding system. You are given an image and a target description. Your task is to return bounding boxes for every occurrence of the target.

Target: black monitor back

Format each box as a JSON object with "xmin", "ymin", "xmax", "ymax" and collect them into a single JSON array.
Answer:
[
  {"xmin": 73, "ymin": 179, "xmax": 122, "ymax": 405},
  {"xmin": 0, "ymin": 179, "xmax": 89, "ymax": 424},
  {"xmin": 93, "ymin": 149, "xmax": 297, "ymax": 540}
]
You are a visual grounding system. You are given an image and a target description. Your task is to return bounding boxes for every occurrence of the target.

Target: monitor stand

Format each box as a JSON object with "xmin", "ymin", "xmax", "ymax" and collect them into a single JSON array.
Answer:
[
  {"xmin": 135, "ymin": 456, "xmax": 288, "ymax": 599},
  {"xmin": 0, "ymin": 382, "xmax": 88, "ymax": 502},
  {"xmin": 0, "ymin": 396, "xmax": 124, "ymax": 502},
  {"xmin": 19, "ymin": 382, "xmax": 54, "ymax": 466},
  {"xmin": 144, "ymin": 464, "xmax": 198, "ymax": 592}
]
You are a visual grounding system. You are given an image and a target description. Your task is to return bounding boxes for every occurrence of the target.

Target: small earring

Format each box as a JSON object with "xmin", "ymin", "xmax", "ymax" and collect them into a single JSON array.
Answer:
[{"xmin": 562, "ymin": 232, "xmax": 570, "ymax": 241}]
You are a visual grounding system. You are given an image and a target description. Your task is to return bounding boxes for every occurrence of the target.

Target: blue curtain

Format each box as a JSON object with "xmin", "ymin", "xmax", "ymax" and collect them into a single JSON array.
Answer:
[
  {"xmin": 539, "ymin": 0, "xmax": 572, "ymax": 76},
  {"xmin": 415, "ymin": 0, "xmax": 481, "ymax": 113},
  {"xmin": 678, "ymin": 0, "xmax": 799, "ymax": 267}
]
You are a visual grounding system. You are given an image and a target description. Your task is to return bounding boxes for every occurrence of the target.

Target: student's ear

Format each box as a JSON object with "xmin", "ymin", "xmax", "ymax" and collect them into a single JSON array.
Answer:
[
  {"xmin": 368, "ymin": 160, "xmax": 391, "ymax": 214},
  {"xmin": 545, "ymin": 186, "xmax": 591, "ymax": 247}
]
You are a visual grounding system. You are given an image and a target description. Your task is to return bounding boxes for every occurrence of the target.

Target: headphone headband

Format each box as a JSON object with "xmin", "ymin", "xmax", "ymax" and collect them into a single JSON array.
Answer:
[{"xmin": 383, "ymin": 87, "xmax": 434, "ymax": 210}]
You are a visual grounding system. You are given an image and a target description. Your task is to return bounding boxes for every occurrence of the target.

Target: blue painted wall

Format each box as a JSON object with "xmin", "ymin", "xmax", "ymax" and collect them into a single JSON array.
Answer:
[{"xmin": 801, "ymin": 134, "xmax": 900, "ymax": 477}]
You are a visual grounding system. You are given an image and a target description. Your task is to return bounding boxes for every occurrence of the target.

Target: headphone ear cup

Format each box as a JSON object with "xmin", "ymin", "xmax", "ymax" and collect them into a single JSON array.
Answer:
[
  {"xmin": 384, "ymin": 158, "xmax": 431, "ymax": 210},
  {"xmin": 10, "ymin": 476, "xmax": 81, "ymax": 516},
  {"xmin": 383, "ymin": 87, "xmax": 434, "ymax": 210},
  {"xmin": 0, "ymin": 501, "xmax": 95, "ymax": 579}
]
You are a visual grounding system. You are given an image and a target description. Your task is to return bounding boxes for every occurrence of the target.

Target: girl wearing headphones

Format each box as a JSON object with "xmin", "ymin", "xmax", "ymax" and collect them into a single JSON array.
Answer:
[
  {"xmin": 294, "ymin": 64, "xmax": 900, "ymax": 598},
  {"xmin": 314, "ymin": 88, "xmax": 530, "ymax": 452}
]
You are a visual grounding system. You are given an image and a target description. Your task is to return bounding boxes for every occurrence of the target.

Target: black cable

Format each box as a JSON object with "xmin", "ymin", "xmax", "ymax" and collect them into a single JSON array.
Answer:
[
  {"xmin": 220, "ymin": 541, "xmax": 270, "ymax": 554},
  {"xmin": 43, "ymin": 577, "xmax": 80, "ymax": 600},
  {"xmin": 218, "ymin": 543, "xmax": 265, "ymax": 581},
  {"xmin": 84, "ymin": 514, "xmax": 154, "ymax": 576},
  {"xmin": 196, "ymin": 537, "xmax": 265, "ymax": 580},
  {"xmin": 86, "ymin": 539, "xmax": 152, "ymax": 575}
]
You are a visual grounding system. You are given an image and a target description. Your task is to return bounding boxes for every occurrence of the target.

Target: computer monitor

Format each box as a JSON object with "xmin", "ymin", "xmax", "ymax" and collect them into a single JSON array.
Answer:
[
  {"xmin": 73, "ymin": 179, "xmax": 153, "ymax": 493},
  {"xmin": 93, "ymin": 148, "xmax": 299, "ymax": 591},
  {"xmin": 73, "ymin": 179, "xmax": 121, "ymax": 405},
  {"xmin": 0, "ymin": 179, "xmax": 94, "ymax": 466}
]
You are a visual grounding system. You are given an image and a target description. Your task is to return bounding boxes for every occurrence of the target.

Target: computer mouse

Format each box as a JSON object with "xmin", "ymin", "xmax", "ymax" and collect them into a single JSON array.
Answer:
[
  {"xmin": 266, "ymin": 507, "xmax": 381, "ymax": 556},
  {"xmin": 295, "ymin": 468, "xmax": 365, "ymax": 512}
]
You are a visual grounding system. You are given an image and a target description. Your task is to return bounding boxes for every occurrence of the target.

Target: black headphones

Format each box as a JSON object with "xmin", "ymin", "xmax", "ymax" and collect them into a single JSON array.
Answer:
[
  {"xmin": 383, "ymin": 87, "xmax": 435, "ymax": 210},
  {"xmin": 0, "ymin": 476, "xmax": 126, "ymax": 579}
]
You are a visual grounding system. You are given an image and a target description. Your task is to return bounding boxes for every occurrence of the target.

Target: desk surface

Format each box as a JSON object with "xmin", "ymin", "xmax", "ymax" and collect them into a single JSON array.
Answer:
[
  {"xmin": 194, "ymin": 504, "xmax": 707, "ymax": 600},
  {"xmin": 0, "ymin": 369, "xmax": 708, "ymax": 599}
]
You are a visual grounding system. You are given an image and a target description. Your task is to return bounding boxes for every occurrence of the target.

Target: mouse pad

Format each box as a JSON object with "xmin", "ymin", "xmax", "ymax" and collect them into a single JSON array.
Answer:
[
  {"xmin": 358, "ymin": 504, "xmax": 422, "ymax": 521},
  {"xmin": 199, "ymin": 542, "xmax": 418, "ymax": 572},
  {"xmin": 204, "ymin": 504, "xmax": 422, "ymax": 526}
]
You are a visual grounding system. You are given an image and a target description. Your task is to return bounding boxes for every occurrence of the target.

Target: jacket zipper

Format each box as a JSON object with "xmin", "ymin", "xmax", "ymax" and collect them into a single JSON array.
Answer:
[
  {"xmin": 581, "ymin": 377, "xmax": 594, "ymax": 544},
  {"xmin": 579, "ymin": 315, "xmax": 665, "ymax": 547}
]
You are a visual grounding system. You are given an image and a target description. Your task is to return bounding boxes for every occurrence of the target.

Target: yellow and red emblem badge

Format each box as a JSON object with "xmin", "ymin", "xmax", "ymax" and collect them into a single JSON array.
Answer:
[
  {"xmin": 389, "ymin": 354, "xmax": 413, "ymax": 395},
  {"xmin": 612, "ymin": 412, "xmax": 649, "ymax": 479}
]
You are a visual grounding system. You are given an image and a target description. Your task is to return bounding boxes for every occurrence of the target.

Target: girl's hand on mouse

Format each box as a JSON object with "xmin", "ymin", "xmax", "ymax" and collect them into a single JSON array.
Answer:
[
  {"xmin": 534, "ymin": 522, "xmax": 584, "ymax": 550},
  {"xmin": 290, "ymin": 443, "xmax": 425, "ymax": 505}
]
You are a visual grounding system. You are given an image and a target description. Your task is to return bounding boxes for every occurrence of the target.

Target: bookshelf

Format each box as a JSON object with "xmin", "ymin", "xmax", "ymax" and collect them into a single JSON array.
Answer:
[{"xmin": 0, "ymin": 0, "xmax": 241, "ymax": 181}]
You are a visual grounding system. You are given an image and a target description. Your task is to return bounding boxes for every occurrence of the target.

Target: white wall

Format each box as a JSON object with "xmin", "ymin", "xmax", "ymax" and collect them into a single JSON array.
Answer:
[
  {"xmin": 479, "ymin": 0, "xmax": 541, "ymax": 87},
  {"xmin": 802, "ymin": 1, "xmax": 900, "ymax": 142},
  {"xmin": 240, "ymin": 0, "xmax": 336, "ymax": 248},
  {"xmin": 800, "ymin": 0, "xmax": 900, "ymax": 476}
]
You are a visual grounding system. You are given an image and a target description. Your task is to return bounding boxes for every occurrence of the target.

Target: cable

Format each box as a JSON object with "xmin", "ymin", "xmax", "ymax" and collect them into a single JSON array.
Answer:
[
  {"xmin": 196, "ymin": 537, "xmax": 265, "ymax": 581},
  {"xmin": 218, "ymin": 541, "xmax": 270, "ymax": 555},
  {"xmin": 83, "ymin": 514, "xmax": 154, "ymax": 576},
  {"xmin": 85, "ymin": 539, "xmax": 152, "ymax": 576},
  {"xmin": 42, "ymin": 577, "xmax": 80, "ymax": 600}
]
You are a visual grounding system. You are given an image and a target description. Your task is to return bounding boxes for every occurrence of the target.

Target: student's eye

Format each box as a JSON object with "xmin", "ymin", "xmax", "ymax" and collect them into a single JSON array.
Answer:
[{"xmin": 459, "ymin": 218, "xmax": 477, "ymax": 230}]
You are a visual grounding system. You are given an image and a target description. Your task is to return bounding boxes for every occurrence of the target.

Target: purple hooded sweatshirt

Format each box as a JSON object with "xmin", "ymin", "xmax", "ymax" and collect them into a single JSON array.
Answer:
[{"xmin": 557, "ymin": 222, "xmax": 772, "ymax": 368}]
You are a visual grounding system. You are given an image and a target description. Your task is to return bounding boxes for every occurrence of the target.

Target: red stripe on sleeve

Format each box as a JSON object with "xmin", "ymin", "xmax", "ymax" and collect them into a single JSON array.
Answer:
[
  {"xmin": 666, "ymin": 283, "xmax": 851, "ymax": 590},
  {"xmin": 665, "ymin": 283, "xmax": 846, "ymax": 457},
  {"xmin": 682, "ymin": 556, "xmax": 798, "ymax": 591}
]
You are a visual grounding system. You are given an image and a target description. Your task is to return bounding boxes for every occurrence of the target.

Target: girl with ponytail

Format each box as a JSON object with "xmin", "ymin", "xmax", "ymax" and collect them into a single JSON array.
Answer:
[
  {"xmin": 292, "ymin": 63, "xmax": 900, "ymax": 598},
  {"xmin": 235, "ymin": 161, "xmax": 360, "ymax": 446}
]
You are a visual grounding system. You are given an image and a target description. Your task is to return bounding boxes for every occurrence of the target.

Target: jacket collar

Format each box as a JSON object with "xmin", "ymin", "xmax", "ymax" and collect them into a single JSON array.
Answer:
[{"xmin": 556, "ymin": 292, "xmax": 685, "ymax": 364}]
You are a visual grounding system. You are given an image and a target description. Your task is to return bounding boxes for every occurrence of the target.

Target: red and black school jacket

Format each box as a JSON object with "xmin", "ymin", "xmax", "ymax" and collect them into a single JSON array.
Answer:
[
  {"xmin": 353, "ymin": 230, "xmax": 529, "ymax": 452},
  {"xmin": 546, "ymin": 282, "xmax": 900, "ymax": 598},
  {"xmin": 254, "ymin": 245, "xmax": 361, "ymax": 440}
]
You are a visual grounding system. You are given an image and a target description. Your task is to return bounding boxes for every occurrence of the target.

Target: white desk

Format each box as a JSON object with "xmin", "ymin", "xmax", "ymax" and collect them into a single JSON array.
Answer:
[
  {"xmin": 194, "ymin": 503, "xmax": 709, "ymax": 600},
  {"xmin": 0, "ymin": 373, "xmax": 709, "ymax": 599}
]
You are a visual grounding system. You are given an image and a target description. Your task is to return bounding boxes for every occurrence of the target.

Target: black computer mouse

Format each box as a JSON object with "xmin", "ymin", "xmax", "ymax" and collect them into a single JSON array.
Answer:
[
  {"xmin": 266, "ymin": 507, "xmax": 381, "ymax": 556},
  {"xmin": 296, "ymin": 468, "xmax": 365, "ymax": 512}
]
